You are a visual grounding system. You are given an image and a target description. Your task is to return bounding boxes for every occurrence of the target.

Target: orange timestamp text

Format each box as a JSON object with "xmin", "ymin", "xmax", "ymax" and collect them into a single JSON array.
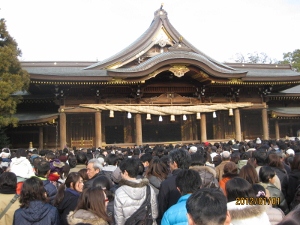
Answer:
[{"xmin": 235, "ymin": 197, "xmax": 280, "ymax": 205}]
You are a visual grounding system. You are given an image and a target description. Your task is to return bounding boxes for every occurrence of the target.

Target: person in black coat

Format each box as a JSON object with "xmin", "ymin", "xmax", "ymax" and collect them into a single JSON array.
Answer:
[
  {"xmin": 13, "ymin": 177, "xmax": 60, "ymax": 225},
  {"xmin": 156, "ymin": 148, "xmax": 191, "ymax": 225},
  {"xmin": 286, "ymin": 154, "xmax": 300, "ymax": 207},
  {"xmin": 54, "ymin": 172, "xmax": 84, "ymax": 225}
]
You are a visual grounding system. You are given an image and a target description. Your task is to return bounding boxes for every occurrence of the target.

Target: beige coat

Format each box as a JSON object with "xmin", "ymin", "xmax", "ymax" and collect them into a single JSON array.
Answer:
[
  {"xmin": 0, "ymin": 193, "xmax": 20, "ymax": 225},
  {"xmin": 67, "ymin": 209, "xmax": 109, "ymax": 225}
]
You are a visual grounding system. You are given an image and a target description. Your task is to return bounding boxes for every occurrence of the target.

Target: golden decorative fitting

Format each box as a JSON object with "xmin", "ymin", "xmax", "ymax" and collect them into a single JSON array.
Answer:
[
  {"xmin": 229, "ymin": 78, "xmax": 242, "ymax": 83},
  {"xmin": 169, "ymin": 65, "xmax": 190, "ymax": 77},
  {"xmin": 199, "ymin": 71, "xmax": 209, "ymax": 78}
]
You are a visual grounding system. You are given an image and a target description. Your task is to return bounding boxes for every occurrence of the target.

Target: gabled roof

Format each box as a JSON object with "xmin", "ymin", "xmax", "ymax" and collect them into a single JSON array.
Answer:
[
  {"xmin": 84, "ymin": 7, "xmax": 244, "ymax": 77},
  {"xmin": 20, "ymin": 7, "xmax": 300, "ymax": 84}
]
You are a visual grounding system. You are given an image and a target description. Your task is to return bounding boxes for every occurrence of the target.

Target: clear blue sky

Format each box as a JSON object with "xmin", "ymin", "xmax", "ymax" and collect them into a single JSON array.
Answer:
[{"xmin": 2, "ymin": 0, "xmax": 300, "ymax": 62}]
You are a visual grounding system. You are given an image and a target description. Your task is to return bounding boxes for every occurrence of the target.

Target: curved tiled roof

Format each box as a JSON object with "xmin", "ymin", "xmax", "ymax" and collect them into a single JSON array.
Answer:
[
  {"xmin": 15, "ymin": 113, "xmax": 59, "ymax": 124},
  {"xmin": 109, "ymin": 51, "xmax": 247, "ymax": 77},
  {"xmin": 269, "ymin": 107, "xmax": 300, "ymax": 117},
  {"xmin": 85, "ymin": 8, "xmax": 235, "ymax": 72},
  {"xmin": 24, "ymin": 67, "xmax": 107, "ymax": 77}
]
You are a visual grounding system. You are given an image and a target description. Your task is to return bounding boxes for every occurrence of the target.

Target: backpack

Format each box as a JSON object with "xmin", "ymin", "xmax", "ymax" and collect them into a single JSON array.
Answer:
[
  {"xmin": 290, "ymin": 184, "xmax": 300, "ymax": 210},
  {"xmin": 125, "ymin": 185, "xmax": 153, "ymax": 225}
]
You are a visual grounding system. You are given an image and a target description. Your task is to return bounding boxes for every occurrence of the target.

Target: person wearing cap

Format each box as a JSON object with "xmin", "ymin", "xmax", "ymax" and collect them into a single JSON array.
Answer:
[
  {"xmin": 215, "ymin": 151, "xmax": 231, "ymax": 182},
  {"xmin": 84, "ymin": 158, "xmax": 106, "ymax": 189}
]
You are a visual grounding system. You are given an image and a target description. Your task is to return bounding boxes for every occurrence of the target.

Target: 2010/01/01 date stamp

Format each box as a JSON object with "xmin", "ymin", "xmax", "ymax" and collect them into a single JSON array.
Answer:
[{"xmin": 235, "ymin": 197, "xmax": 280, "ymax": 205}]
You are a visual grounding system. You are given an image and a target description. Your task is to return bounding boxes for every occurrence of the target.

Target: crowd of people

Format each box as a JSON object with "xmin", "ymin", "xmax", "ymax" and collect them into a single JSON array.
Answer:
[{"xmin": 1, "ymin": 137, "xmax": 300, "ymax": 225}]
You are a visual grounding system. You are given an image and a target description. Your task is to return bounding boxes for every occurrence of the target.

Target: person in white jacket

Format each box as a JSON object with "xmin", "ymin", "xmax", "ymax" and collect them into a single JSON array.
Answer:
[
  {"xmin": 10, "ymin": 148, "xmax": 35, "ymax": 181},
  {"xmin": 114, "ymin": 158, "xmax": 158, "ymax": 225}
]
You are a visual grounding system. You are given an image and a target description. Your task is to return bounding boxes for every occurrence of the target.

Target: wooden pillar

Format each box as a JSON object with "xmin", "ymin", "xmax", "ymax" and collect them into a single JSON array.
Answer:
[
  {"xmin": 95, "ymin": 110, "xmax": 102, "ymax": 148},
  {"xmin": 60, "ymin": 110, "xmax": 67, "ymax": 150},
  {"xmin": 200, "ymin": 113, "xmax": 207, "ymax": 142},
  {"xmin": 275, "ymin": 120, "xmax": 280, "ymax": 140},
  {"xmin": 234, "ymin": 109, "xmax": 242, "ymax": 142},
  {"xmin": 262, "ymin": 108, "xmax": 269, "ymax": 140},
  {"xmin": 39, "ymin": 126, "xmax": 43, "ymax": 150},
  {"xmin": 135, "ymin": 113, "xmax": 142, "ymax": 146}
]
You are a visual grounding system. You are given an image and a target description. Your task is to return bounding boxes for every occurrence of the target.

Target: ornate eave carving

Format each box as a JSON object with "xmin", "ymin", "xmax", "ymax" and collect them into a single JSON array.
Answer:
[{"xmin": 169, "ymin": 65, "xmax": 190, "ymax": 77}]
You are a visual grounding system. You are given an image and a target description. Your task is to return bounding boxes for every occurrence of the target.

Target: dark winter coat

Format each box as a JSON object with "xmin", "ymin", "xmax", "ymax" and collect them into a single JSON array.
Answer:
[
  {"xmin": 56, "ymin": 189, "xmax": 80, "ymax": 225},
  {"xmin": 157, "ymin": 169, "xmax": 182, "ymax": 224},
  {"xmin": 13, "ymin": 200, "xmax": 60, "ymax": 225},
  {"xmin": 286, "ymin": 169, "xmax": 300, "ymax": 206},
  {"xmin": 43, "ymin": 180, "xmax": 58, "ymax": 204},
  {"xmin": 84, "ymin": 171, "xmax": 107, "ymax": 189},
  {"xmin": 36, "ymin": 176, "xmax": 58, "ymax": 205}
]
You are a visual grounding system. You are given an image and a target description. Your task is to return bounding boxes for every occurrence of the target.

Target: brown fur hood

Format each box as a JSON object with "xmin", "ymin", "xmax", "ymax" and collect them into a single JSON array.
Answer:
[
  {"xmin": 119, "ymin": 178, "xmax": 149, "ymax": 188},
  {"xmin": 67, "ymin": 209, "xmax": 109, "ymax": 225},
  {"xmin": 189, "ymin": 165, "xmax": 217, "ymax": 177},
  {"xmin": 227, "ymin": 201, "xmax": 268, "ymax": 220},
  {"xmin": 116, "ymin": 178, "xmax": 150, "ymax": 201}
]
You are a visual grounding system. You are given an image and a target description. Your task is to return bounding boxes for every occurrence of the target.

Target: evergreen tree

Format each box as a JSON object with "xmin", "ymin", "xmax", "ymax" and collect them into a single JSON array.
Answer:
[
  {"xmin": 0, "ymin": 18, "xmax": 30, "ymax": 127},
  {"xmin": 279, "ymin": 49, "xmax": 300, "ymax": 72},
  {"xmin": 0, "ymin": 128, "xmax": 10, "ymax": 148}
]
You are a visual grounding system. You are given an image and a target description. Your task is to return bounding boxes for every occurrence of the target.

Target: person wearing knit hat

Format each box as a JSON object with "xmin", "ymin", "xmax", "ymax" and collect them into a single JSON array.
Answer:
[
  {"xmin": 256, "ymin": 138, "xmax": 262, "ymax": 144},
  {"xmin": 189, "ymin": 146, "xmax": 197, "ymax": 154},
  {"xmin": 204, "ymin": 142, "xmax": 210, "ymax": 147},
  {"xmin": 286, "ymin": 149, "xmax": 295, "ymax": 156}
]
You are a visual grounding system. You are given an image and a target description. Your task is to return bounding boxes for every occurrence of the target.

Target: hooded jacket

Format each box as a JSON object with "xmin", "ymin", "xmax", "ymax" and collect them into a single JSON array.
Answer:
[
  {"xmin": 189, "ymin": 165, "xmax": 219, "ymax": 188},
  {"xmin": 227, "ymin": 201, "xmax": 271, "ymax": 225},
  {"xmin": 36, "ymin": 176, "xmax": 57, "ymax": 204},
  {"xmin": 259, "ymin": 182, "xmax": 289, "ymax": 215},
  {"xmin": 148, "ymin": 175, "xmax": 163, "ymax": 196},
  {"xmin": 265, "ymin": 204, "xmax": 285, "ymax": 225},
  {"xmin": 114, "ymin": 178, "xmax": 158, "ymax": 225},
  {"xmin": 10, "ymin": 157, "xmax": 35, "ymax": 179},
  {"xmin": 13, "ymin": 200, "xmax": 60, "ymax": 225},
  {"xmin": 67, "ymin": 209, "xmax": 108, "ymax": 225},
  {"xmin": 56, "ymin": 189, "xmax": 80, "ymax": 225}
]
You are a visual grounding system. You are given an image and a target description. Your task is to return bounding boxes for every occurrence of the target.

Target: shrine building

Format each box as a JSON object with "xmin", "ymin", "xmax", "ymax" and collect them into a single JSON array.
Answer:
[{"xmin": 8, "ymin": 7, "xmax": 300, "ymax": 150}]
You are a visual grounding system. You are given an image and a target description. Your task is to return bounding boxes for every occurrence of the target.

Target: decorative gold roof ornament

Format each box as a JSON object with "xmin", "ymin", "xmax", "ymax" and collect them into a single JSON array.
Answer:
[{"xmin": 169, "ymin": 65, "xmax": 190, "ymax": 77}]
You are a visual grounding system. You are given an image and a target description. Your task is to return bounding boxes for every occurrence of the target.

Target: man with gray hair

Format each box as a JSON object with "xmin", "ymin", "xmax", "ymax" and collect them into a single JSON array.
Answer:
[{"xmin": 84, "ymin": 158, "xmax": 105, "ymax": 189}]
